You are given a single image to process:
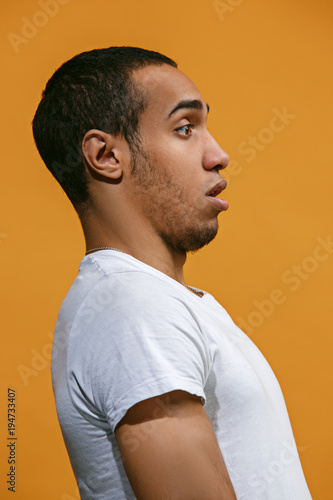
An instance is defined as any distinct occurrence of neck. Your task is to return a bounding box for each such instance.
[80,215,188,287]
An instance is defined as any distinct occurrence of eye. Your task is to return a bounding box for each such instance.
[176,124,194,136]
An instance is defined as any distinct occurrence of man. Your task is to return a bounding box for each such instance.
[33,47,312,499]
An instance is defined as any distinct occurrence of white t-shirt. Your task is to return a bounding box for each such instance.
[51,250,312,499]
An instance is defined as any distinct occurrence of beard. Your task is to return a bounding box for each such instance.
[129,148,218,253]
[158,218,218,254]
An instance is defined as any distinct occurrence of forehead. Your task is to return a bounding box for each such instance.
[132,64,206,118]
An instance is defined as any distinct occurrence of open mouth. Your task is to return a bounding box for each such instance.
[207,187,223,198]
[205,182,228,211]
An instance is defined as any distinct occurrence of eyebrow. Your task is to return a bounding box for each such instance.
[168,99,210,118]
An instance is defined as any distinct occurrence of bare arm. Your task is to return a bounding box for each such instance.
[115,390,237,500]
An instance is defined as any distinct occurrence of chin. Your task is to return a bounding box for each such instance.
[162,222,219,254]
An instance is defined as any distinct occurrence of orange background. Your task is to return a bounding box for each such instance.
[1,0,332,498]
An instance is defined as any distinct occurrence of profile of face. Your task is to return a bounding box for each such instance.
[127,64,230,254]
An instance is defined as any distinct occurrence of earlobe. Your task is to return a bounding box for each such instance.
[82,129,123,180]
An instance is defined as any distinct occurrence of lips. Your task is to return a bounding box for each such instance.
[205,179,229,211]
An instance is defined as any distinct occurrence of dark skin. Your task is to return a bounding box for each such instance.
[81,63,229,286]
[81,64,235,499]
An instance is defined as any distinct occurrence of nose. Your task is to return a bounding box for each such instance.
[202,132,230,171]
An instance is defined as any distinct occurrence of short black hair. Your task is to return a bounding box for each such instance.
[32,46,177,214]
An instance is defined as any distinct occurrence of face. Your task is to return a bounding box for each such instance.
[127,64,230,254]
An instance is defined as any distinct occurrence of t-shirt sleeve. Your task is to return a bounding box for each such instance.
[68,273,212,433]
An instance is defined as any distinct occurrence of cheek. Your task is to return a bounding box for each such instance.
[147,145,204,194]
[149,135,198,161]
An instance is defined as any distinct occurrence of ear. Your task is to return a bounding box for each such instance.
[82,129,125,180]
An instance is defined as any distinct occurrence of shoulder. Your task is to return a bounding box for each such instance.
[64,255,213,427]
[76,253,199,326]
[68,253,212,367]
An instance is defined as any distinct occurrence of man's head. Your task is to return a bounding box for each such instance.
[32,46,177,214]
[33,46,229,256]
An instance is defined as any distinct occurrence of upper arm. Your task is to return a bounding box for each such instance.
[115,390,237,500]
